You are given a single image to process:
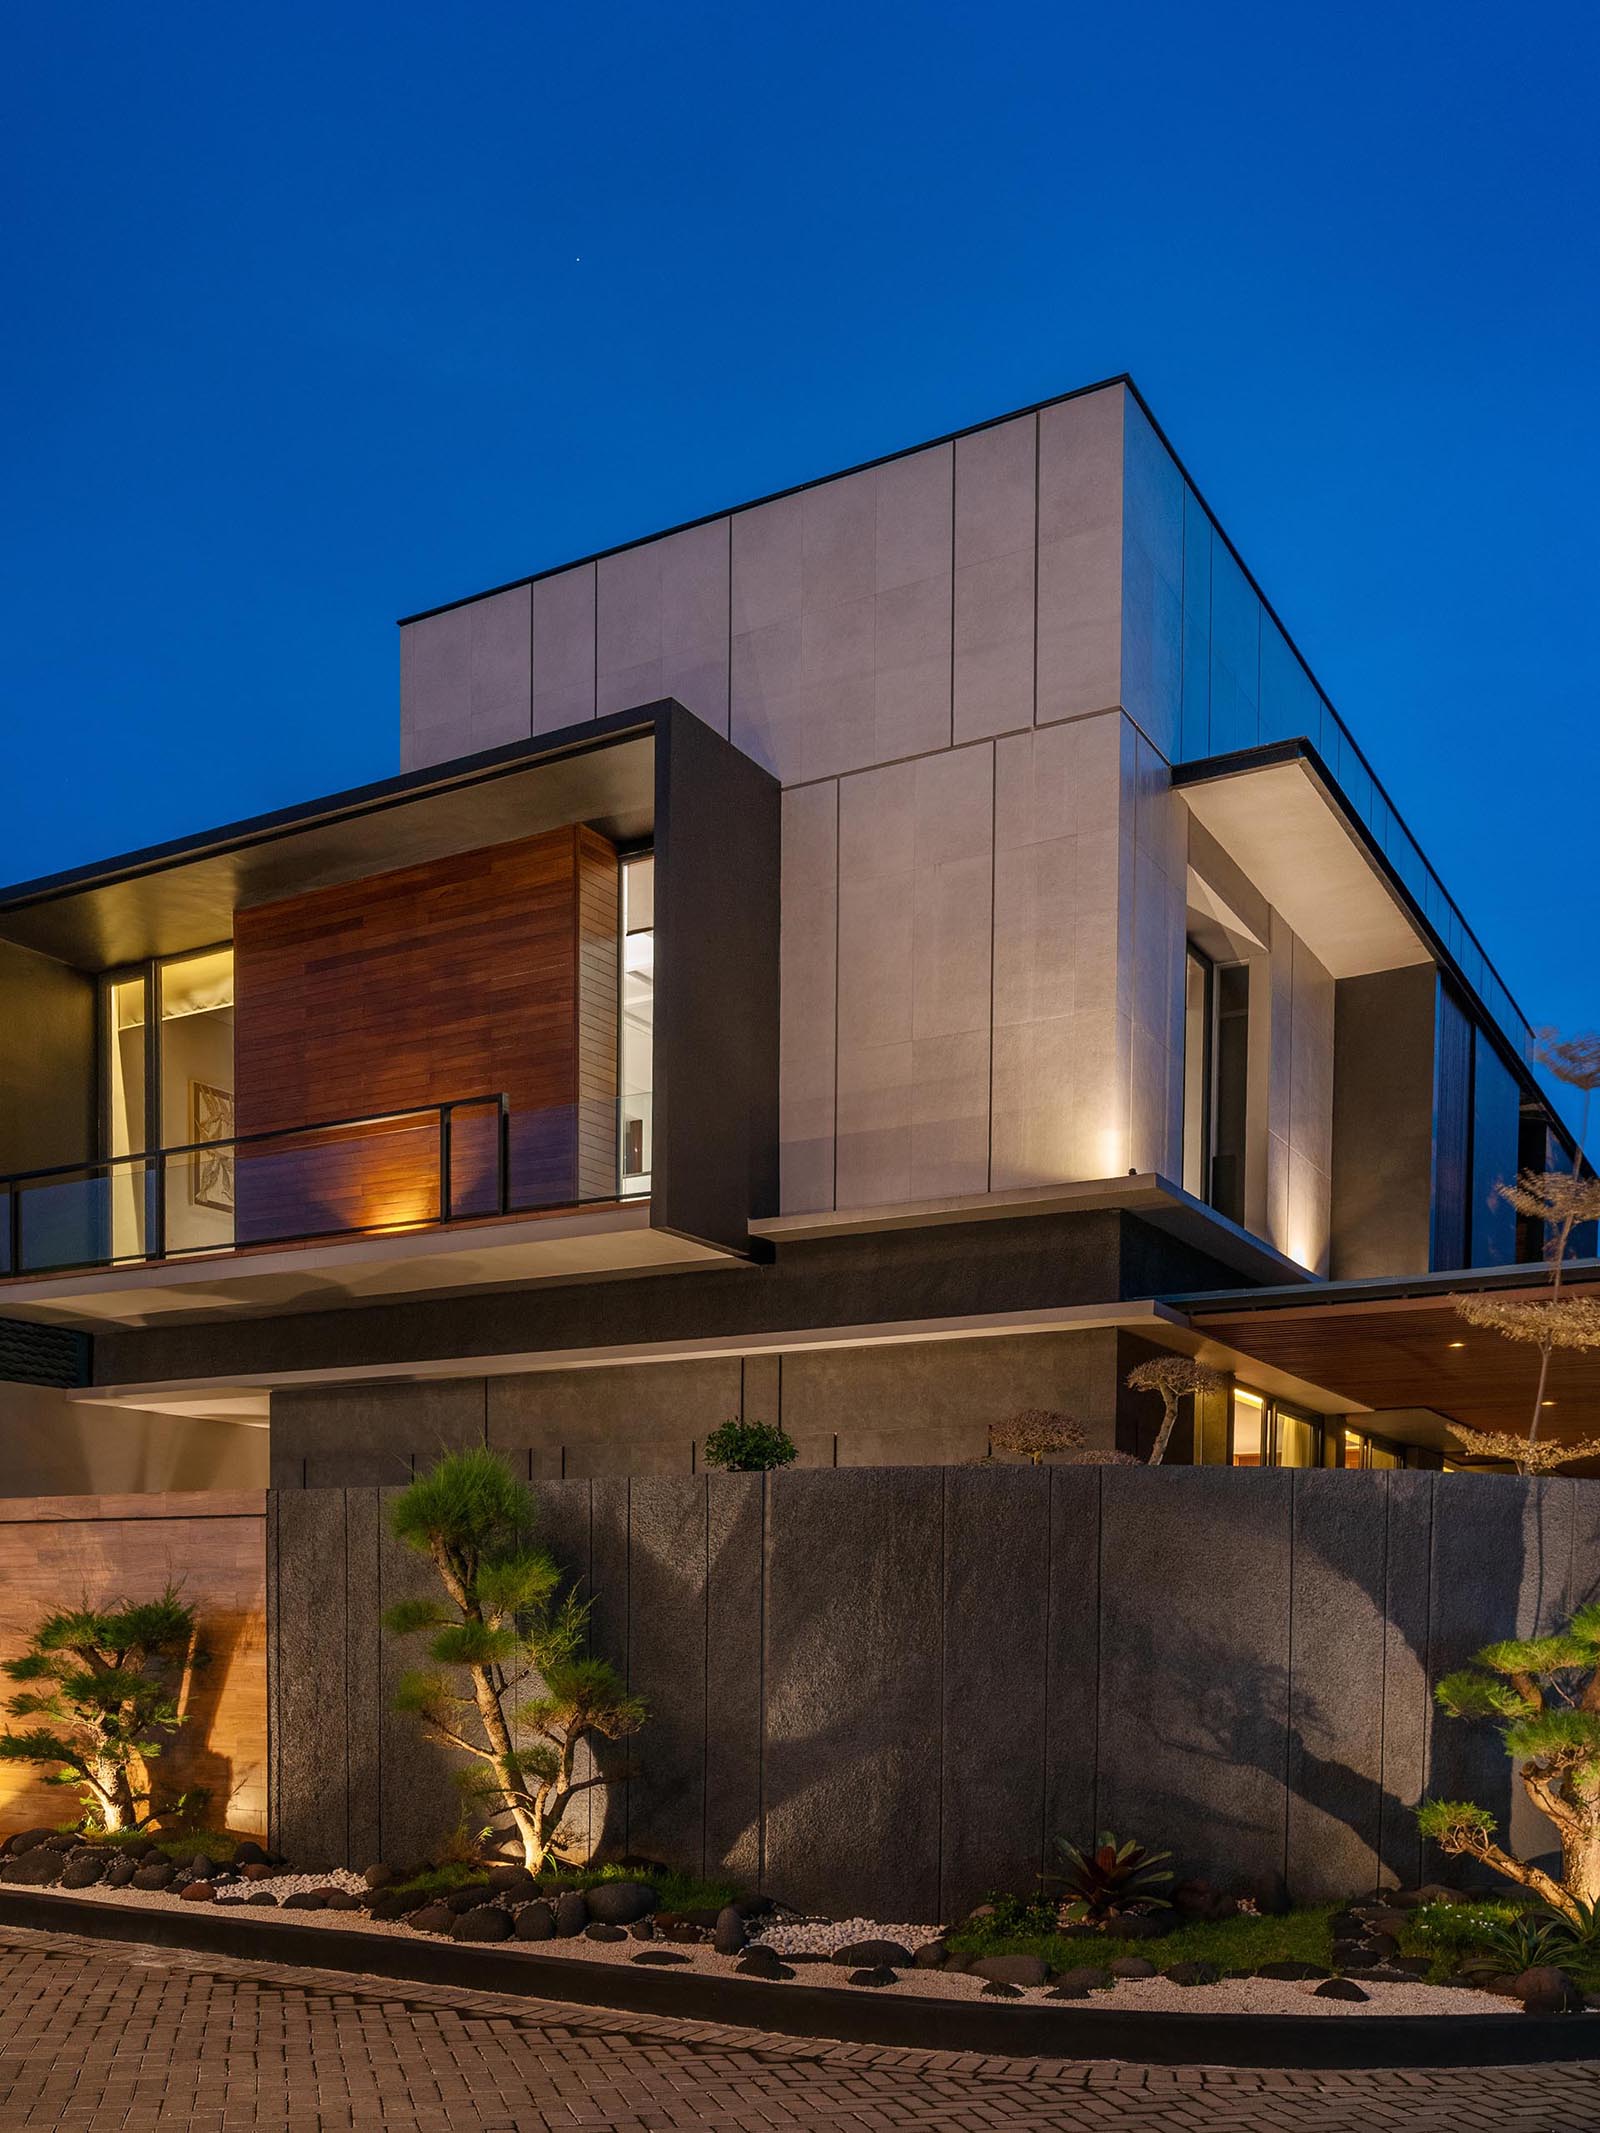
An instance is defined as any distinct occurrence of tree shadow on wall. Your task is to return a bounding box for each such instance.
[162,1611,257,1835]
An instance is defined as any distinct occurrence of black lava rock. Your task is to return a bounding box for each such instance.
[1314,1978,1369,2002]
[103,1856,138,1888]
[4,1829,56,1857]
[831,1939,913,1969]
[514,1901,555,1941]
[444,1884,493,1913]
[1162,1961,1221,1987]
[453,1905,514,1942]
[847,1966,898,1988]
[131,1861,175,1890]
[3,1850,65,1886]
[60,1853,108,1889]
[584,1922,627,1942]
[583,1879,658,1926]
[712,1906,747,1954]
[555,1890,589,1937]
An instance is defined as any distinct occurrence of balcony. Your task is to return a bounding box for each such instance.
[0,700,777,1329]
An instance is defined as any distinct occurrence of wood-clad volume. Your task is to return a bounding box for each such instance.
[232,827,619,1243]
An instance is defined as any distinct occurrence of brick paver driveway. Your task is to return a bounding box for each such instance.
[3,1924,1599,2132]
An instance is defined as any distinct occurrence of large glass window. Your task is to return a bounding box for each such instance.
[1182,947,1212,1199]
[97,946,234,1259]
[620,856,653,1198]
[1184,944,1249,1225]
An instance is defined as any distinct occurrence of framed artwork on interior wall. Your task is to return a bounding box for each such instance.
[189,1081,235,1211]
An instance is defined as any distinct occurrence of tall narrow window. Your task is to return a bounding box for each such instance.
[104,972,149,1259]
[1210,962,1250,1225]
[159,948,235,1252]
[1182,947,1213,1199]
[1231,1389,1266,1466]
[619,856,653,1198]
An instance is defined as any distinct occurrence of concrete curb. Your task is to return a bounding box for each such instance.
[1,1890,1595,2069]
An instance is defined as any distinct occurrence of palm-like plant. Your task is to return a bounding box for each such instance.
[0,1589,200,1832]
[385,1449,645,1874]
[1049,1831,1173,1923]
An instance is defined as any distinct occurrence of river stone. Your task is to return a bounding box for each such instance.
[712,1906,747,1954]
[444,1884,493,1913]
[131,1861,175,1890]
[453,1905,514,1942]
[847,1966,898,1988]
[103,1856,138,1887]
[234,1841,273,1868]
[632,1949,690,1965]
[913,1939,948,1968]
[584,1922,627,1942]
[1048,1965,1114,1996]
[1109,1956,1157,1979]
[281,1890,329,1909]
[514,1901,555,1941]
[324,1892,362,1911]
[60,1853,108,1889]
[408,1903,453,1933]
[242,1889,279,1905]
[554,1890,589,1937]
[970,1954,1047,1988]
[1314,1977,1369,2002]
[1163,1961,1221,1987]
[1515,1965,1583,2014]
[831,1939,913,1969]
[584,1880,658,1926]
[982,1980,1024,1998]
[3,1850,65,1886]
[1256,1961,1329,1981]
[736,1946,794,1980]
[363,1863,397,1889]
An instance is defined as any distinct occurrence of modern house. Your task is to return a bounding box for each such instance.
[1,374,1595,1494]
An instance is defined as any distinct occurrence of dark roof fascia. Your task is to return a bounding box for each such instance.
[1171,1258,1600,1317]
[0,705,668,920]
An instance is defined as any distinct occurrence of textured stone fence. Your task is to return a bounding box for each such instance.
[267,1466,1598,1919]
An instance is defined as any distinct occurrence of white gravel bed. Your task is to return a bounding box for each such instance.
[214,1869,367,1904]
[27,1880,1518,2018]
[752,1915,945,1954]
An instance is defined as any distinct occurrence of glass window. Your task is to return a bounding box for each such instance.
[1277,1408,1319,1469]
[105,973,149,1259]
[620,856,654,1198]
[159,948,235,1253]
[1181,947,1212,1199]
[1231,1390,1265,1466]
[1210,963,1250,1225]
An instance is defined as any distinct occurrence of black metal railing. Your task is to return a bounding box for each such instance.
[0,1094,527,1278]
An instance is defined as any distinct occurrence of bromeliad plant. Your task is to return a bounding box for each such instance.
[385,1449,645,1875]
[0,1589,201,1833]
[1049,1831,1174,1925]
[1420,1602,1600,1923]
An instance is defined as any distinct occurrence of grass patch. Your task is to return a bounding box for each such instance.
[386,1860,743,1913]
[73,1827,240,1866]
[388,1863,490,1902]
[946,1900,1339,1975]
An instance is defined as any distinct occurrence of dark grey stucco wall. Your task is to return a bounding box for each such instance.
[268,1466,1600,1918]
[1330,965,1437,1280]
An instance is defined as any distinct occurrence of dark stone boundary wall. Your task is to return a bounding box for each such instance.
[268,1467,1600,1918]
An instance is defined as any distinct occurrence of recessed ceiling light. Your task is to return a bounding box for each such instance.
[1447,1340,1465,1349]
[1542,1400,1556,1408]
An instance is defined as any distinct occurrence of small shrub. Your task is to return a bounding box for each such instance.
[1049,1832,1173,1924]
[702,1420,797,1472]
[0,1588,202,1833]
[988,1411,1085,1464]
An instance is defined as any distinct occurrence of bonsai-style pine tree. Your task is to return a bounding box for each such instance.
[385,1449,644,1874]
[0,1589,200,1833]
[1451,1030,1600,1474]
[1421,1602,1600,1921]
[989,1409,1086,1464]
[1124,1356,1224,1465]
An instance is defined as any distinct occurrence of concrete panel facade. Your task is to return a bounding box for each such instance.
[269,1467,1594,1913]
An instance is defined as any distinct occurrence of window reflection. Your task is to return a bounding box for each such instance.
[620,856,653,1198]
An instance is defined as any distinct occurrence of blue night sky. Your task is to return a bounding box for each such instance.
[4,3,1597,1049]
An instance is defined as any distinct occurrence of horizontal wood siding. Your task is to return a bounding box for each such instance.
[233,828,619,1242]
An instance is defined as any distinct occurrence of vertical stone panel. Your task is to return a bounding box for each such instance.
[704,1473,764,1882]
[1044,1466,1101,1854]
[762,1468,943,1916]
[587,1478,632,1855]
[271,1490,349,1868]
[954,414,1036,745]
[1379,1472,1434,1889]
[779,780,838,1214]
[1035,386,1123,725]
[1286,1472,1386,1900]
[1098,1466,1293,1900]
[343,1487,384,1869]
[941,1467,1049,1915]
[626,1478,709,1869]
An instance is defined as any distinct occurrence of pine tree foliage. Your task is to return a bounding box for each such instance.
[1124,1357,1224,1465]
[384,1449,645,1873]
[1421,1602,1600,1920]
[0,1589,201,1832]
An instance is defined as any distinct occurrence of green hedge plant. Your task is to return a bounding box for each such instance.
[702,1419,797,1471]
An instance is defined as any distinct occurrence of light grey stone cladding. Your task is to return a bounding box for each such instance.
[399,381,1343,1268]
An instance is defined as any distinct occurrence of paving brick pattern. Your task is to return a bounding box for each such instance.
[3,1925,1600,2132]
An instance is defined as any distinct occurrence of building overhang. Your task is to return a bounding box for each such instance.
[1181,1262,1600,1453]
[1175,743,1431,981]
[0,1201,745,1331]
